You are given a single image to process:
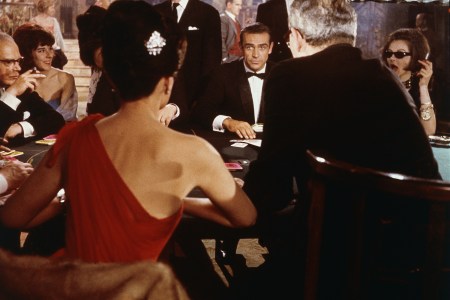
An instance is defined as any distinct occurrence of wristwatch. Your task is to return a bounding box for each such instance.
[420,104,434,121]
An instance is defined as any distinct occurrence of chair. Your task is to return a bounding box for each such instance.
[304,149,450,300]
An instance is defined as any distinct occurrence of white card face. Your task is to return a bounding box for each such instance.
[231,142,248,148]
[229,139,262,147]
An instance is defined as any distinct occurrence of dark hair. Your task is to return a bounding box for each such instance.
[13,23,55,71]
[101,0,185,101]
[240,22,272,45]
[76,5,107,67]
[382,28,430,73]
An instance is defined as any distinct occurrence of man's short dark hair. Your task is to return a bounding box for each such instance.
[239,22,272,45]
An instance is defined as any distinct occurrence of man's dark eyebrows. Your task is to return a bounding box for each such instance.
[243,43,269,47]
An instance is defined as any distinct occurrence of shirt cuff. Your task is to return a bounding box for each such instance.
[0,173,8,195]
[166,103,180,120]
[213,115,230,132]
[1,91,21,110]
[18,121,35,138]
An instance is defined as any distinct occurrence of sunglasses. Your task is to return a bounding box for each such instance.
[383,50,411,59]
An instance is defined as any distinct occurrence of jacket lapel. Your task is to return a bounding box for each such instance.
[238,65,255,123]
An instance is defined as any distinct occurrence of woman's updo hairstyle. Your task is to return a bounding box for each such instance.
[101,0,185,101]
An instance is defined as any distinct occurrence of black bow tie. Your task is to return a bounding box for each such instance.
[246,72,266,79]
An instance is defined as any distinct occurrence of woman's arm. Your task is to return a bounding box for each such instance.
[57,73,78,121]
[0,151,63,229]
[417,59,436,135]
[183,139,257,228]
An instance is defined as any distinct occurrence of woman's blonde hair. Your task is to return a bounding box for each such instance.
[36,0,55,13]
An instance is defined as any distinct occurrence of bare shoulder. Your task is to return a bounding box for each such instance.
[53,68,75,84]
[165,130,221,165]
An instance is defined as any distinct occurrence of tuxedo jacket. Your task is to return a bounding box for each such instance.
[0,91,65,146]
[155,0,221,112]
[244,44,440,213]
[191,59,275,129]
[220,12,240,63]
[256,0,292,62]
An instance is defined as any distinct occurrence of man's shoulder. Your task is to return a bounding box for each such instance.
[220,59,243,73]
[154,0,169,7]
[220,12,232,21]
[189,0,217,11]
[258,0,283,9]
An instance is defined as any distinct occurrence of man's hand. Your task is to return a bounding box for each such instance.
[223,118,256,139]
[0,138,11,154]
[4,123,23,141]
[1,160,33,190]
[158,104,177,127]
[5,69,46,97]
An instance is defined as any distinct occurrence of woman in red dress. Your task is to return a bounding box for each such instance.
[0,0,257,264]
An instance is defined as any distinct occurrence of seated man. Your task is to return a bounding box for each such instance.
[191,22,275,139]
[0,32,65,147]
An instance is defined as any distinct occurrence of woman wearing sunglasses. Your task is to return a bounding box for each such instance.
[382,28,436,135]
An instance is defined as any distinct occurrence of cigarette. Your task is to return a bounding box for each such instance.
[425,53,429,60]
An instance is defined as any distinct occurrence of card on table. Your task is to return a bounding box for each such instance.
[0,150,24,157]
[35,139,56,145]
[224,162,243,171]
[231,142,248,148]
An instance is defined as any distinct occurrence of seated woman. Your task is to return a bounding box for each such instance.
[13,23,78,122]
[382,28,436,135]
[0,0,257,263]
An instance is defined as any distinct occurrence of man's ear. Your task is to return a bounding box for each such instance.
[268,42,274,54]
[289,28,305,57]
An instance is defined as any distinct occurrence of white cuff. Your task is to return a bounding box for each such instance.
[0,173,8,195]
[18,121,35,138]
[213,115,230,132]
[166,103,180,120]
[1,91,21,110]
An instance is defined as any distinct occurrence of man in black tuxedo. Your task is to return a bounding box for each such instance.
[0,33,65,147]
[191,22,275,140]
[244,0,440,296]
[256,0,293,62]
[191,23,274,263]
[155,0,221,126]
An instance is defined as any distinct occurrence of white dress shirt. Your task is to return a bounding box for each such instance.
[212,62,267,132]
[172,0,189,22]
[0,89,35,138]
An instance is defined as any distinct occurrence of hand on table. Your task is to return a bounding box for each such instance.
[1,160,33,190]
[223,118,256,139]
[0,138,11,155]
[3,123,23,141]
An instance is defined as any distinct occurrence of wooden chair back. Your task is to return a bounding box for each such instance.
[305,149,450,300]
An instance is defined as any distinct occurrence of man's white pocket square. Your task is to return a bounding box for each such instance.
[188,26,199,30]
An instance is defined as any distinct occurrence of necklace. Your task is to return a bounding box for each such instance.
[402,77,412,89]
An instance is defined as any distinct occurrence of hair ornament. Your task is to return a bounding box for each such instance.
[146,31,166,56]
